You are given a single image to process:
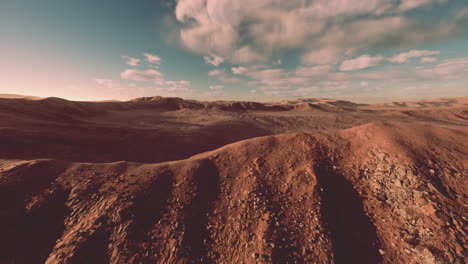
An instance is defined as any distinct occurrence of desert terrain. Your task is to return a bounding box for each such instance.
[0,96,467,263]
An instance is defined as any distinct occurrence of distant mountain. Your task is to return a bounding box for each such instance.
[0,93,41,100]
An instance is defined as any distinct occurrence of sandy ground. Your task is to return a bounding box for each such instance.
[0,96,467,263]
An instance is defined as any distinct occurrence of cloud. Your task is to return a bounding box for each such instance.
[339,55,384,71]
[204,55,224,66]
[389,50,440,63]
[174,0,461,65]
[163,80,191,87]
[205,85,225,96]
[247,69,285,81]
[121,56,140,66]
[151,86,193,97]
[94,79,119,89]
[301,48,343,66]
[398,0,442,11]
[295,65,332,77]
[420,57,437,63]
[209,85,224,90]
[143,53,162,64]
[330,70,403,81]
[120,69,164,82]
[231,66,248,75]
[208,69,225,77]
[360,81,369,87]
[208,69,242,83]
[417,57,468,79]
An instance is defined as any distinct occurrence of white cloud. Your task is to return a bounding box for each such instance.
[339,55,384,71]
[329,70,404,82]
[232,66,248,75]
[250,89,257,94]
[417,57,468,79]
[247,69,285,81]
[121,56,140,66]
[205,85,225,96]
[420,57,437,63]
[389,50,440,63]
[360,81,369,87]
[302,48,343,66]
[208,69,242,83]
[320,81,348,90]
[143,53,162,64]
[174,0,458,65]
[209,85,224,90]
[151,86,193,97]
[399,0,435,11]
[204,55,224,66]
[163,80,191,87]
[120,69,164,82]
[295,65,332,77]
[94,79,119,89]
[208,69,225,77]
[231,46,266,63]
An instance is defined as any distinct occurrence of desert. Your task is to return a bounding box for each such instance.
[0,95,467,263]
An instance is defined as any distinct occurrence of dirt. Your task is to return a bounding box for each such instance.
[0,96,467,263]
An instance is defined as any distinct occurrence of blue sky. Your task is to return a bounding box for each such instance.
[1,0,467,101]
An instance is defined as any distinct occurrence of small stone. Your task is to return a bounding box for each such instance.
[379,249,385,255]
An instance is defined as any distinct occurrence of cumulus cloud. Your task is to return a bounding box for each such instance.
[151,86,193,97]
[420,57,437,63]
[208,69,242,83]
[94,79,119,89]
[208,69,225,77]
[247,69,285,82]
[295,65,332,77]
[204,85,225,96]
[389,50,440,63]
[231,66,248,75]
[120,69,164,82]
[173,0,461,66]
[163,80,191,87]
[339,55,384,71]
[417,57,468,79]
[301,48,343,66]
[121,56,140,66]
[204,55,224,66]
[165,2,467,98]
[398,0,442,11]
[144,53,162,64]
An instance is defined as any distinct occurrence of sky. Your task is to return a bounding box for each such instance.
[1,0,468,102]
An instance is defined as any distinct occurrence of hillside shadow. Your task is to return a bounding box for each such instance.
[314,162,382,264]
